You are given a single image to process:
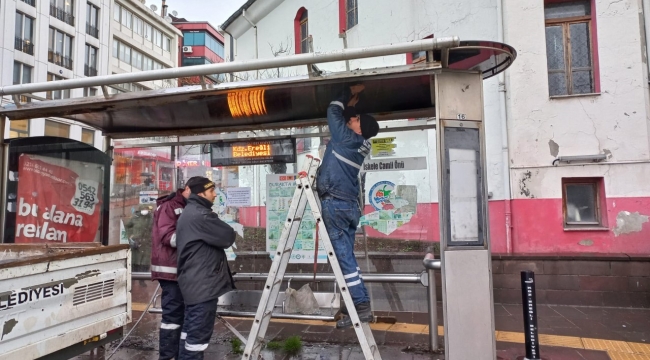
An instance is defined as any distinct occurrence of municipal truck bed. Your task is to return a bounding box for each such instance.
[0,244,131,360]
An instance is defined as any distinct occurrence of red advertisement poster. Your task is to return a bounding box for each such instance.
[15,154,103,243]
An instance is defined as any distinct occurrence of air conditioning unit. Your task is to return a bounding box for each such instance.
[182,46,193,53]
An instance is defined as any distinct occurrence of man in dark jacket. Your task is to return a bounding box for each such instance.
[317,84,379,329]
[176,177,236,360]
[151,177,202,360]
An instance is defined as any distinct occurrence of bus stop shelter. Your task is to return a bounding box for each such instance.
[0,37,516,360]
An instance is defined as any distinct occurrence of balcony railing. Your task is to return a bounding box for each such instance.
[48,50,73,70]
[21,0,36,7]
[84,64,98,77]
[86,23,99,38]
[15,37,34,55]
[50,5,74,26]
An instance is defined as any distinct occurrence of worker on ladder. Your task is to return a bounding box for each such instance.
[316,84,379,329]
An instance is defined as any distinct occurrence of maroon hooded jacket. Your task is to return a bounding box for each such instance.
[151,189,186,281]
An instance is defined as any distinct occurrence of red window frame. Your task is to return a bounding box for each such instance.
[294,7,308,54]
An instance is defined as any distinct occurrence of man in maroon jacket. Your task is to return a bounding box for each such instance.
[151,176,202,360]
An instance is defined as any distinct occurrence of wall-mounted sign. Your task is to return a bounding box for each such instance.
[371,137,396,157]
[361,156,427,173]
[210,139,296,167]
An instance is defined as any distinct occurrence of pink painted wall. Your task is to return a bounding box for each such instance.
[510,197,650,254]
[233,198,650,254]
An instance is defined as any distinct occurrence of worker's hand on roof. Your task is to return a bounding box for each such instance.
[348,94,360,107]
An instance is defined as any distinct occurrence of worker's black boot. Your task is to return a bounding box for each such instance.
[159,327,182,359]
[336,302,373,329]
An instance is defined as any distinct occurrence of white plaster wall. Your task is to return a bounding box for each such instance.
[504,0,650,199]
[225,0,508,201]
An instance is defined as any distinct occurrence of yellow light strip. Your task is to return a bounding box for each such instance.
[228,89,267,118]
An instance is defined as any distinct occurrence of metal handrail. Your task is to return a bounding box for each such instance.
[14,37,34,55]
[48,50,73,70]
[84,65,98,77]
[0,36,460,96]
[50,5,75,26]
[86,23,99,38]
[132,271,424,284]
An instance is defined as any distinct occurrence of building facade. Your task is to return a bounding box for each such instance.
[110,0,181,93]
[0,0,112,147]
[220,0,650,255]
[172,18,226,85]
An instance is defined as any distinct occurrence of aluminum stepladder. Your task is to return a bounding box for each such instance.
[242,155,382,360]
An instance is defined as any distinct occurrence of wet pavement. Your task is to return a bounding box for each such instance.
[70,304,650,360]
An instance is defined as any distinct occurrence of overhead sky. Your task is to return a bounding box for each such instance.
[164,0,248,28]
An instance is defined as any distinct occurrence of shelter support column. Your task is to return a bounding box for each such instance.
[435,71,496,359]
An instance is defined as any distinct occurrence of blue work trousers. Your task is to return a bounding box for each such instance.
[320,197,370,305]
[178,299,218,360]
[158,280,185,360]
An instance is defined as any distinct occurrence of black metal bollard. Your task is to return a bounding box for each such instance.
[521,271,541,360]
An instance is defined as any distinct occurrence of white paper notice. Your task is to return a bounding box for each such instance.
[71,178,100,215]
[226,187,251,207]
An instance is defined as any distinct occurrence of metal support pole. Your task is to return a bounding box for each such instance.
[423,254,441,352]
[0,37,460,96]
[521,271,541,360]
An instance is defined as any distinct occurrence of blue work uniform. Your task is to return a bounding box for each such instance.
[316,89,371,305]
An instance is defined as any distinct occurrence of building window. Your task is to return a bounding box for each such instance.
[9,120,29,138]
[81,128,95,145]
[134,16,143,36]
[113,3,120,21]
[346,0,358,30]
[113,39,165,70]
[83,87,97,97]
[21,0,36,7]
[153,29,165,48]
[339,0,358,32]
[294,8,308,54]
[144,22,152,40]
[44,120,70,137]
[121,8,132,29]
[85,44,98,76]
[132,50,143,69]
[143,57,153,70]
[50,0,75,25]
[48,27,74,70]
[86,3,100,38]
[15,12,35,55]
[562,178,604,228]
[163,36,171,51]
[545,0,598,96]
[47,73,71,99]
[13,62,33,85]
[183,31,224,58]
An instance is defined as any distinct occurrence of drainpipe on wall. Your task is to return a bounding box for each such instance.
[242,9,259,80]
[218,26,237,82]
[497,0,514,253]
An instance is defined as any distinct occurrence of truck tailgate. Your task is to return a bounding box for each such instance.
[0,245,131,359]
